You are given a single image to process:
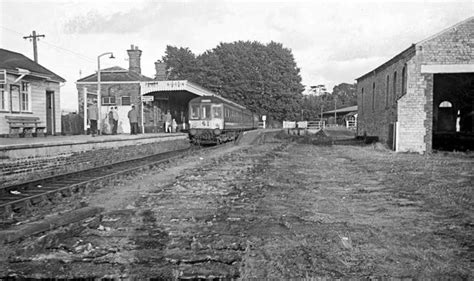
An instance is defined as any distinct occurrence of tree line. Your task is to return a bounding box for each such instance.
[161,41,356,123]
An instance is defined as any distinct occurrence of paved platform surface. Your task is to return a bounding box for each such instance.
[0,133,187,150]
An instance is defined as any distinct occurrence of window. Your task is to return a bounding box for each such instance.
[393,71,397,102]
[190,105,200,119]
[121,96,131,106]
[372,82,375,111]
[386,75,390,107]
[0,83,6,110]
[361,88,364,112]
[202,105,211,119]
[102,96,116,105]
[402,66,406,95]
[213,106,222,118]
[20,82,30,111]
[439,101,453,108]
[10,85,20,112]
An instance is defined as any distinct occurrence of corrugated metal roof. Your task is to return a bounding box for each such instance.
[0,48,66,82]
[77,66,153,83]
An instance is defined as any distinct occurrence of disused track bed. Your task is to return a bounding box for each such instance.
[0,146,216,215]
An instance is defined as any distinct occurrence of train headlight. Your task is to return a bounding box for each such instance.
[213,128,221,135]
[189,129,197,136]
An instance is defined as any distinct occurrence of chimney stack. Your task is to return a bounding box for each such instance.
[154,60,167,80]
[127,44,142,74]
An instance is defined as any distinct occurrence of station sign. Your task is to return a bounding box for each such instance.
[141,96,154,102]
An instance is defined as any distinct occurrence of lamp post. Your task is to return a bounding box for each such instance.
[97,52,115,135]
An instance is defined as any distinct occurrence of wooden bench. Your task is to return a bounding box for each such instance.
[5,116,46,138]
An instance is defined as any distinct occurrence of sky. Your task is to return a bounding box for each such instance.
[1,0,473,112]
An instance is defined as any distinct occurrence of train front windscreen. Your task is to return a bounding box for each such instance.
[190,103,223,121]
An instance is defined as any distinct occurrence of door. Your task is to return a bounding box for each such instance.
[46,91,55,135]
[387,123,396,150]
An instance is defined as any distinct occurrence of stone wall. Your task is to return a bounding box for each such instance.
[419,18,474,65]
[397,17,474,153]
[357,17,474,153]
[396,53,430,153]
[356,47,415,147]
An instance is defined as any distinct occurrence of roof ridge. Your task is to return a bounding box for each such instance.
[0,48,66,82]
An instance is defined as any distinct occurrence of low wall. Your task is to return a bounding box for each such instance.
[0,136,190,188]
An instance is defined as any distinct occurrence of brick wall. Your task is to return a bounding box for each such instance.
[77,83,141,115]
[0,137,190,188]
[76,83,143,134]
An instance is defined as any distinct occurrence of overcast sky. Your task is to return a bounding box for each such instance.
[1,0,473,111]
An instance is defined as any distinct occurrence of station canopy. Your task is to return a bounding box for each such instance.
[141,80,215,97]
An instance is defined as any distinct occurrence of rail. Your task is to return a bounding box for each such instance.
[0,145,221,216]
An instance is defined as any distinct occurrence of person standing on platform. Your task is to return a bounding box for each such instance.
[164,110,172,133]
[107,107,114,135]
[172,118,177,133]
[88,101,98,137]
[128,104,139,135]
[112,106,119,135]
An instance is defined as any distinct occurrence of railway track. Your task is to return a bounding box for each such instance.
[0,146,215,216]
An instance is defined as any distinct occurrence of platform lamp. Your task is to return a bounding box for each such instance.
[97,52,115,135]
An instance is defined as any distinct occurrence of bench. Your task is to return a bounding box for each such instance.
[5,116,46,138]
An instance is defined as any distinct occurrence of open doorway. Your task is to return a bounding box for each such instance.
[432,73,474,151]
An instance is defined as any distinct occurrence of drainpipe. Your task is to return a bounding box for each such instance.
[83,87,88,135]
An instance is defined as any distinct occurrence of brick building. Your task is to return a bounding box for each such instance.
[0,48,65,136]
[77,46,217,134]
[356,17,474,153]
[76,45,153,134]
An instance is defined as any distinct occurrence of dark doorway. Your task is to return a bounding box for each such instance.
[142,90,196,133]
[432,73,474,151]
[387,123,396,150]
[46,91,55,135]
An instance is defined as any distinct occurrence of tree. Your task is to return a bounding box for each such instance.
[162,46,198,81]
[331,82,357,108]
[299,83,356,121]
[161,41,305,121]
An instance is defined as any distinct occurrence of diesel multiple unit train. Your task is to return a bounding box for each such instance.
[187,95,259,144]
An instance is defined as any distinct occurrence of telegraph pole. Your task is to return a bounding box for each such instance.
[23,30,45,63]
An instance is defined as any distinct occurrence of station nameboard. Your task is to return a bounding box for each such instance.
[141,96,154,102]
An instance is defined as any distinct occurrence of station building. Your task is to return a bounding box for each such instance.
[77,45,216,134]
[356,16,474,153]
[0,48,65,137]
[76,45,153,134]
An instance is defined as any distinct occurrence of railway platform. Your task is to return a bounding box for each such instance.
[0,133,186,152]
[1,133,190,188]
